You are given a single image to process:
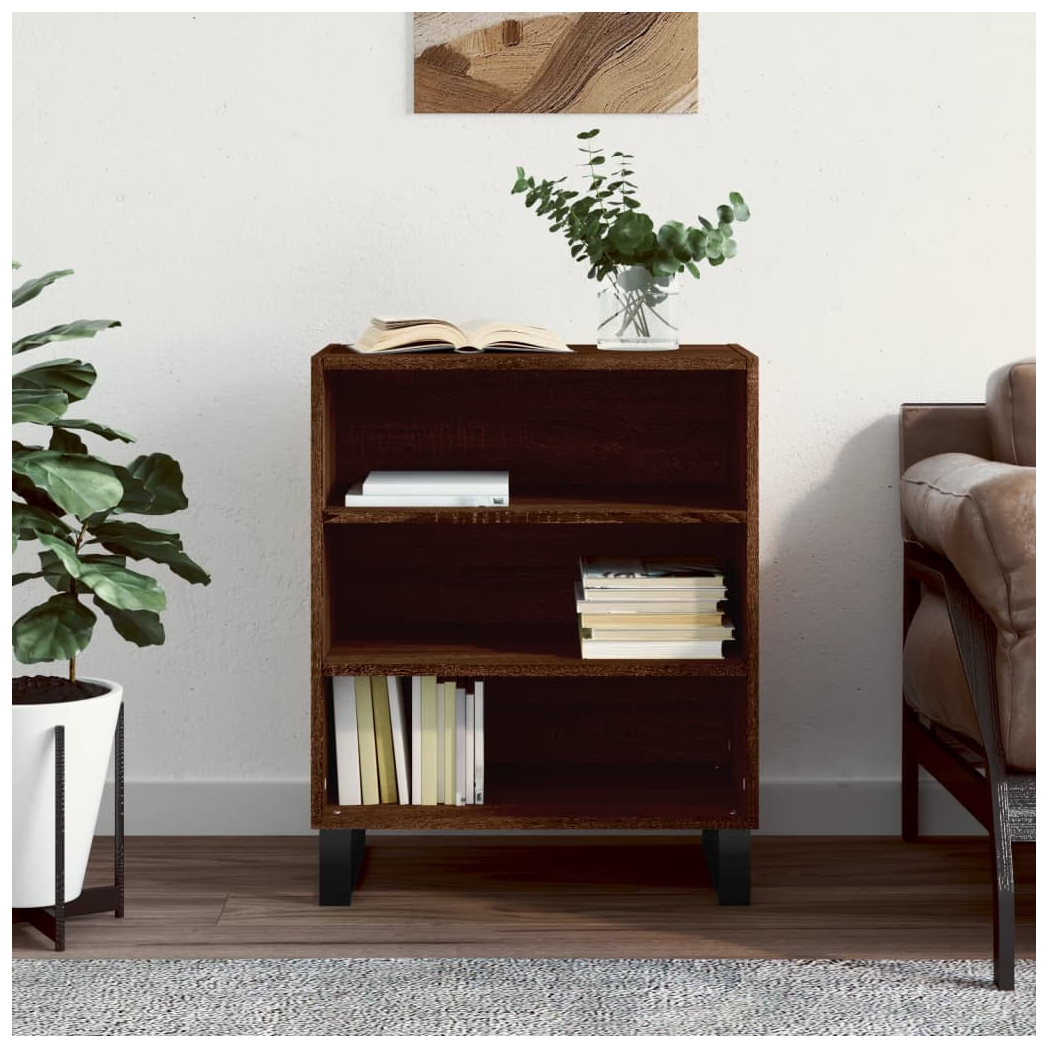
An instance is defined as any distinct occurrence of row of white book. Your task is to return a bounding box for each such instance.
[332,676,484,806]
[577,556,734,659]
[344,470,510,508]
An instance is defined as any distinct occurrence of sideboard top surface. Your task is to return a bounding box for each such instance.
[316,344,754,371]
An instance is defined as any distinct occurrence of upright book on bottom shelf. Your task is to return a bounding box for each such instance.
[332,675,486,806]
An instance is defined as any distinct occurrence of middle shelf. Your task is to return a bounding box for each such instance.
[322,485,746,526]
[324,625,746,677]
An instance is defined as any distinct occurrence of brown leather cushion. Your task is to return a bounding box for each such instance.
[987,358,1035,466]
[901,452,1036,771]
[904,594,1035,771]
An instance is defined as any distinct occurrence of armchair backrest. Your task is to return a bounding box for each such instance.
[986,358,1036,466]
[898,358,1035,540]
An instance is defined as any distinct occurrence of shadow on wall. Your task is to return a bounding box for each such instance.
[760,413,963,833]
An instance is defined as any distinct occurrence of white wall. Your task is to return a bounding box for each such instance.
[12,13,1034,833]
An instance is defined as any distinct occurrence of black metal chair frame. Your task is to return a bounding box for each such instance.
[902,541,1035,991]
[11,703,125,950]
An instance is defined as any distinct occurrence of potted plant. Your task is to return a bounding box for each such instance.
[512,129,750,350]
[12,264,209,909]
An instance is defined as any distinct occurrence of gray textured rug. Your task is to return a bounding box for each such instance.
[12,958,1034,1036]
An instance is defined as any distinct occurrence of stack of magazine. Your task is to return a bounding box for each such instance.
[344,471,509,507]
[331,676,484,806]
[576,557,733,659]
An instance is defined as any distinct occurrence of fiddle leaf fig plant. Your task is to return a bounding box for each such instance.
[12,263,210,681]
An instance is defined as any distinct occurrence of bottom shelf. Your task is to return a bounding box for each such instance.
[319,762,747,830]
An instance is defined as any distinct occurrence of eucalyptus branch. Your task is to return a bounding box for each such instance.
[512,129,750,285]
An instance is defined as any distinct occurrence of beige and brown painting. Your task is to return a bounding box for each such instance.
[413,12,698,114]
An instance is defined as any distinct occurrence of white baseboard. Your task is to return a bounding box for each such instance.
[94,776,987,836]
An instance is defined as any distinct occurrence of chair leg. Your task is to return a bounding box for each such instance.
[901,702,919,842]
[988,784,1016,991]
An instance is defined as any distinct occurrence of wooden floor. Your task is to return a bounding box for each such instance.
[12,835,1035,960]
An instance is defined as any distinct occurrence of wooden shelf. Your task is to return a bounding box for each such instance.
[318,343,751,372]
[323,486,746,525]
[318,763,743,830]
[324,626,747,678]
[311,343,760,857]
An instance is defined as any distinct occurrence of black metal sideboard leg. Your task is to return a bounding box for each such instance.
[702,829,751,906]
[318,829,367,906]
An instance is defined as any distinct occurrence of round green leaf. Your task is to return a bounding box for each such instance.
[12,450,123,518]
[92,597,165,647]
[12,593,96,664]
[76,559,167,612]
[609,212,654,255]
[120,453,189,515]
[728,192,751,221]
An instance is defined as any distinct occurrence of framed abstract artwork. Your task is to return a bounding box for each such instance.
[413,12,698,114]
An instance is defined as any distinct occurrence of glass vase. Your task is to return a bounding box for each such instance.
[597,266,681,350]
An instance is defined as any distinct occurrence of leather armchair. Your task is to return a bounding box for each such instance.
[899,359,1035,991]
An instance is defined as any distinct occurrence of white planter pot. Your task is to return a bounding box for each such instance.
[12,678,123,909]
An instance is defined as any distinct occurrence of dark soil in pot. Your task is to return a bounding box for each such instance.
[12,676,109,706]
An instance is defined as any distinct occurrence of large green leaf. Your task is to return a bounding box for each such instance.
[12,319,121,355]
[37,533,83,577]
[12,593,95,664]
[88,520,211,585]
[12,502,71,548]
[51,418,135,444]
[12,449,124,518]
[13,358,97,402]
[12,467,64,517]
[38,549,73,592]
[75,559,167,612]
[13,388,69,424]
[49,427,88,454]
[12,269,73,309]
[93,597,165,647]
[114,453,189,515]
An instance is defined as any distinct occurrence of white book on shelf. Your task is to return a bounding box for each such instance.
[443,681,456,806]
[455,686,467,806]
[465,688,475,805]
[474,681,484,805]
[354,676,380,806]
[331,677,362,806]
[362,470,509,496]
[436,680,445,804]
[411,675,422,804]
[387,675,410,806]
[580,638,726,659]
[420,676,439,805]
[344,484,507,508]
